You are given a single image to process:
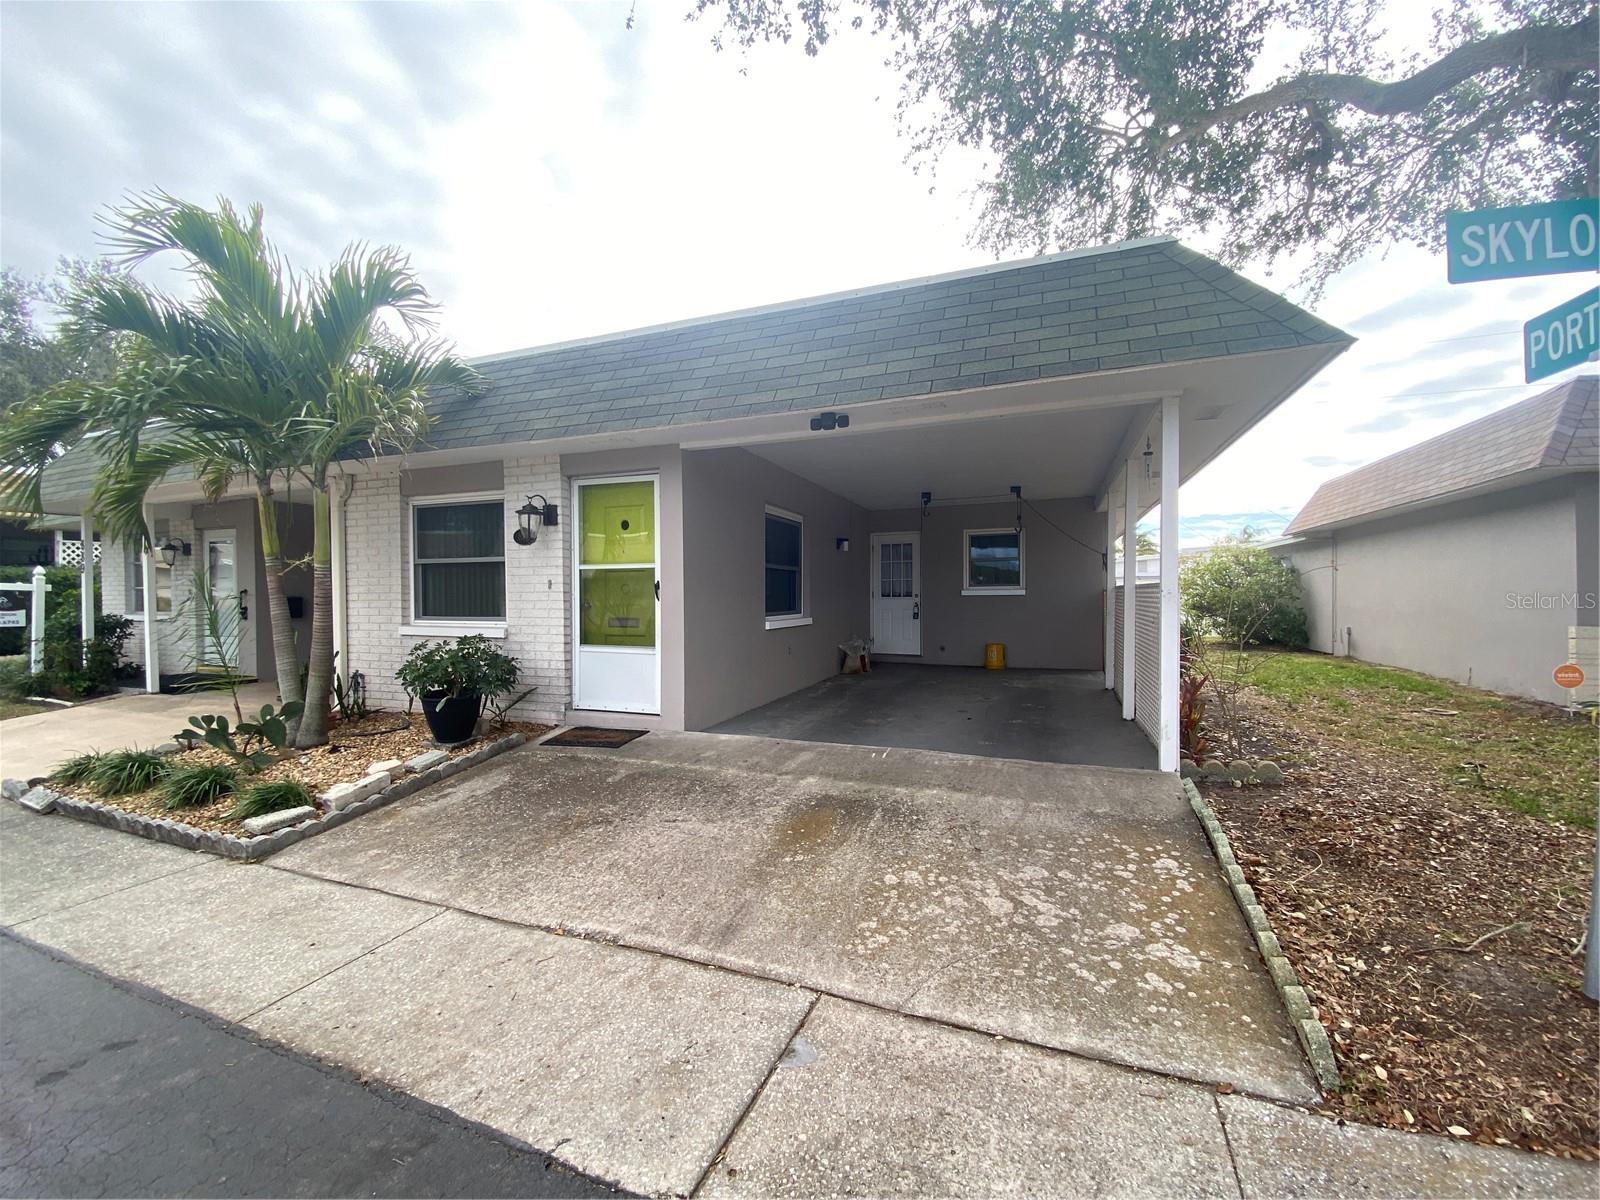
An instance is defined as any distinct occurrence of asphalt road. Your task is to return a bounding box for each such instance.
[0,933,622,1199]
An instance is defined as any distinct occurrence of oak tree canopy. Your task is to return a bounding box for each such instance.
[694,0,1598,290]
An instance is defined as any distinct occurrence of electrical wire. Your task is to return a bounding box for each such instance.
[1020,497,1104,560]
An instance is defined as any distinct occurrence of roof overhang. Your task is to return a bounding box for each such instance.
[1284,464,1588,537]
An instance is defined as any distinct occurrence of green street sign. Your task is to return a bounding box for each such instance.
[1524,287,1600,382]
[1446,198,1600,283]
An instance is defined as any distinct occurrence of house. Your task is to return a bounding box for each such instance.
[40,239,1350,770]
[1274,375,1598,704]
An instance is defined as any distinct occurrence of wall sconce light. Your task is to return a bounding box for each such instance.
[514,494,559,546]
[836,537,850,552]
[158,539,190,568]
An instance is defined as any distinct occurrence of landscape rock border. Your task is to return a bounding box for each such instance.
[1184,776,1342,1093]
[5,732,528,862]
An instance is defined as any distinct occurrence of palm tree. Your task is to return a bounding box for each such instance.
[0,194,484,744]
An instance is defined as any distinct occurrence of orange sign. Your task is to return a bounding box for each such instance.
[1553,663,1586,689]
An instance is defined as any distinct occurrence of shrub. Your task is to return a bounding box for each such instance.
[395,635,520,702]
[54,751,105,785]
[26,613,135,699]
[226,778,314,821]
[1180,533,1308,649]
[90,749,171,796]
[161,763,239,810]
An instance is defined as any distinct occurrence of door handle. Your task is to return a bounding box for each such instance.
[654,580,661,601]
[912,601,920,620]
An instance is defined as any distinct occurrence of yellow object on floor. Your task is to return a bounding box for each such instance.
[984,642,1006,670]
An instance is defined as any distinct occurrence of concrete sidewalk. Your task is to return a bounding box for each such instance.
[2,793,1593,1198]
[0,681,281,781]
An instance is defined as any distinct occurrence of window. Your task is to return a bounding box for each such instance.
[764,507,806,626]
[411,498,506,622]
[963,528,1024,595]
[127,523,173,616]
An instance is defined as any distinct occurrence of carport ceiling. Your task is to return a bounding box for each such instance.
[746,403,1138,510]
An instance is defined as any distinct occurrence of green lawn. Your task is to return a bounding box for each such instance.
[1242,651,1597,829]
[0,656,48,721]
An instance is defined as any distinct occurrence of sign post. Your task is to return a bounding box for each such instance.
[0,566,50,673]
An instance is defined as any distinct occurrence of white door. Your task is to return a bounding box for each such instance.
[200,529,239,670]
[870,532,921,655]
[573,475,660,713]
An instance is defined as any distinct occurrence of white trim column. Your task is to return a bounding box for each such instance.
[1103,498,1116,689]
[141,504,159,694]
[1158,396,1181,772]
[331,477,348,688]
[79,515,95,666]
[1121,458,1137,720]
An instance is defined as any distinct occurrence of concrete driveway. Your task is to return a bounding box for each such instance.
[274,731,1312,1102]
[0,681,281,781]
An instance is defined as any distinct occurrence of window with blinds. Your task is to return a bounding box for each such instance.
[412,499,506,621]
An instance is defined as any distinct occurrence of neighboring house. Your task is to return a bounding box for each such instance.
[40,238,1350,769]
[1274,375,1598,705]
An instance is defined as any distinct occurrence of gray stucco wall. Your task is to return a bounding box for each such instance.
[681,447,869,731]
[1302,476,1587,703]
[865,497,1106,670]
[1272,538,1337,655]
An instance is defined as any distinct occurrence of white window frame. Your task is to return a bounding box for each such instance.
[404,491,508,635]
[126,526,174,621]
[764,504,811,629]
[962,527,1026,596]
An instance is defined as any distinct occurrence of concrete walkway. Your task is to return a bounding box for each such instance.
[0,681,280,781]
[1,750,1593,1198]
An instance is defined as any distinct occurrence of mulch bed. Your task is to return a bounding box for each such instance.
[1200,696,1598,1160]
[52,711,551,835]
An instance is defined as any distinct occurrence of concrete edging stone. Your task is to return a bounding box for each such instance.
[3,731,528,863]
[1183,776,1342,1093]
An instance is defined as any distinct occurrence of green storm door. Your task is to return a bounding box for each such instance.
[574,476,659,713]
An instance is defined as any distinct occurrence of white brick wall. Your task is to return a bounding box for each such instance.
[343,455,570,723]
[102,510,198,671]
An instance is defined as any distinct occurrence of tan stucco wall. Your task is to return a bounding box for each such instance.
[680,447,870,731]
[865,497,1106,671]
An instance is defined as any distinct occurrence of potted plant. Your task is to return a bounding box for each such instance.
[396,636,521,746]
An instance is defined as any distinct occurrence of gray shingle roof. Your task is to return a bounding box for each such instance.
[422,238,1348,451]
[40,238,1348,506]
[1284,374,1598,536]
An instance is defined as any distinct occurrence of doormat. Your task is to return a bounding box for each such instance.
[542,727,647,749]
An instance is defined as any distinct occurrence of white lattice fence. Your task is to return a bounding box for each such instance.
[53,535,102,567]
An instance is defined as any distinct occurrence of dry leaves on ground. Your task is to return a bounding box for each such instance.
[54,711,551,834]
[1202,694,1598,1160]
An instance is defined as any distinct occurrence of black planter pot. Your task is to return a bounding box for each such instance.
[420,691,482,746]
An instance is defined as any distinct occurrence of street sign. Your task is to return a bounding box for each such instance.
[1445,198,1600,283]
[0,610,24,628]
[1523,287,1600,382]
[1555,663,1587,690]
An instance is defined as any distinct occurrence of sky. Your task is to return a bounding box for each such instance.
[1,0,1593,545]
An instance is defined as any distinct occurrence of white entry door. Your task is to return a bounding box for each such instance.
[200,529,239,669]
[870,531,921,655]
[573,475,660,713]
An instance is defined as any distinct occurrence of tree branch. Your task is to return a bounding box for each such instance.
[1155,14,1598,150]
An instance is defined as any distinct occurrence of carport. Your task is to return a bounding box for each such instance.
[710,663,1156,768]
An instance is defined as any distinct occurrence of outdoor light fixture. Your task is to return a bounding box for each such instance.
[809,411,851,432]
[514,494,558,546]
[836,537,850,552]
[158,539,183,568]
